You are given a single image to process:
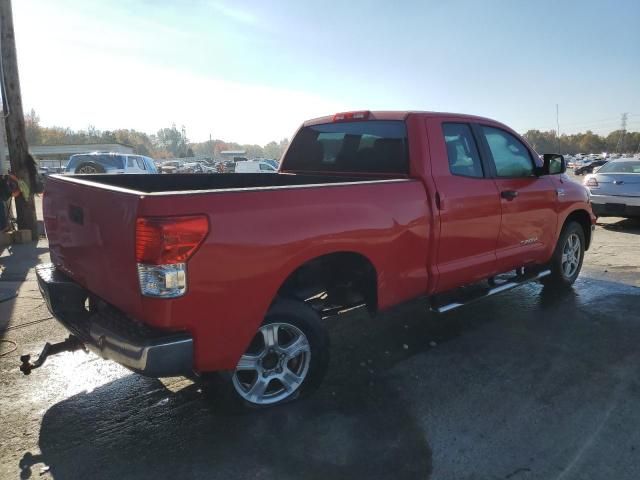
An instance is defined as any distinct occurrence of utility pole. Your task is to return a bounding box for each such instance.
[0,0,37,239]
[615,112,628,153]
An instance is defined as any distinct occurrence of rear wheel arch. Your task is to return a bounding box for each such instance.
[275,251,379,316]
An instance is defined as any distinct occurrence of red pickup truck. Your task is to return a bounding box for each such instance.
[27,111,595,407]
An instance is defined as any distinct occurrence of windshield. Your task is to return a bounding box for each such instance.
[66,154,125,171]
[597,160,640,174]
[283,120,409,174]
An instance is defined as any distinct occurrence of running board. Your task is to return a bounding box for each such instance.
[431,269,551,314]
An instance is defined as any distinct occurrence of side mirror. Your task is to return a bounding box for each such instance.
[538,154,566,175]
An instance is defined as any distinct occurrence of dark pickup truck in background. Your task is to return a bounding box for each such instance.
[27,111,595,407]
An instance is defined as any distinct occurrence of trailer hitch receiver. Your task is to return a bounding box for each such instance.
[19,335,86,375]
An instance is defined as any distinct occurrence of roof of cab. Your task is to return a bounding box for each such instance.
[302,111,505,127]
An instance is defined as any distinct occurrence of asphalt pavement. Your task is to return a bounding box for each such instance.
[1,203,639,479]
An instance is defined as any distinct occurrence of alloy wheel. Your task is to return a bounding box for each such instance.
[232,322,311,405]
[561,233,581,278]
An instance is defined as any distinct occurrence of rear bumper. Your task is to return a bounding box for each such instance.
[36,264,193,377]
[590,194,640,217]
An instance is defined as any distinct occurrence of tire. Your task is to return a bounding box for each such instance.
[202,298,329,409]
[75,162,105,174]
[542,221,585,287]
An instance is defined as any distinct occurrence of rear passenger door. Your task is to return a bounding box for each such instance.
[475,125,557,271]
[426,118,502,291]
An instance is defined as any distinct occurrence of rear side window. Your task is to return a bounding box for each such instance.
[442,123,484,178]
[283,120,409,174]
[481,126,534,177]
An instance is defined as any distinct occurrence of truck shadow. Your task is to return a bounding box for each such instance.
[28,355,433,479]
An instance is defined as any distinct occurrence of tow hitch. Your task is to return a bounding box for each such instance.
[19,335,86,375]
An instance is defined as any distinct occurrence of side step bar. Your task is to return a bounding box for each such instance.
[431,269,551,314]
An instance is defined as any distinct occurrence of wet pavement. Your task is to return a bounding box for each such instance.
[1,217,639,480]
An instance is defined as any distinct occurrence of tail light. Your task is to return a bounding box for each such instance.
[333,111,370,122]
[135,215,209,298]
[585,177,598,187]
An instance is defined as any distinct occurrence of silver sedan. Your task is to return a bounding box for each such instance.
[583,159,640,218]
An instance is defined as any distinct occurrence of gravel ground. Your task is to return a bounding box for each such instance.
[0,194,639,480]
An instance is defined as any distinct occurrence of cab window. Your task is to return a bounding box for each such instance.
[442,123,484,178]
[481,126,534,177]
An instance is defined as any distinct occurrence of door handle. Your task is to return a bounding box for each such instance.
[500,190,518,200]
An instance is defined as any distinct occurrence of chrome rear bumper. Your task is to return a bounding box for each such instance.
[36,264,193,377]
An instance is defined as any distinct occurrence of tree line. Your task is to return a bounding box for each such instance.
[24,109,290,160]
[523,129,640,155]
[24,108,638,160]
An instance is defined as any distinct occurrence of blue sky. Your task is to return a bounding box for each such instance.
[14,0,640,144]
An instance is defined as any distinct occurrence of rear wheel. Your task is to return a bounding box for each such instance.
[205,299,329,409]
[542,221,585,287]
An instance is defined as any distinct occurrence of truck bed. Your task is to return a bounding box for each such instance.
[43,172,430,372]
[53,172,397,194]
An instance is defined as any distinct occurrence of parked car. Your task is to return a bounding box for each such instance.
[65,153,158,174]
[584,158,640,218]
[159,160,182,173]
[30,110,595,408]
[215,160,235,173]
[252,158,279,170]
[180,162,206,173]
[574,159,607,175]
[262,159,279,169]
[235,160,277,173]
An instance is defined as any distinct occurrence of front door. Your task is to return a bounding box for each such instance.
[427,119,502,292]
[476,125,557,272]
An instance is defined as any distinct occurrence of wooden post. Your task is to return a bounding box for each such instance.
[0,0,37,240]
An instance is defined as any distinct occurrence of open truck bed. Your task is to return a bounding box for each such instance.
[57,172,397,194]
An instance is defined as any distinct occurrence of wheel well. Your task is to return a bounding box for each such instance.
[565,210,593,250]
[277,252,378,316]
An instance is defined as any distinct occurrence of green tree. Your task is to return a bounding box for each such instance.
[523,130,557,154]
[24,108,41,144]
[156,124,188,157]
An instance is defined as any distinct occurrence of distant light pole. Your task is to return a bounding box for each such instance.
[556,104,560,151]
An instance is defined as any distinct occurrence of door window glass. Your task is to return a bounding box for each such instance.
[481,126,534,177]
[442,123,484,178]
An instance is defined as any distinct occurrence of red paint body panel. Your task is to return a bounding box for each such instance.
[46,177,430,371]
[43,111,595,374]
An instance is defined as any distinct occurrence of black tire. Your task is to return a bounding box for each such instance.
[542,221,585,288]
[75,162,105,174]
[201,298,329,409]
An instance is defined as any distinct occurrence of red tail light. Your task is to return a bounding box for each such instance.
[333,111,370,122]
[585,177,599,187]
[136,215,209,265]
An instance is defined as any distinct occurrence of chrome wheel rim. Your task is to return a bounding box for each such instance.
[561,233,581,278]
[232,322,311,405]
[77,165,98,174]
